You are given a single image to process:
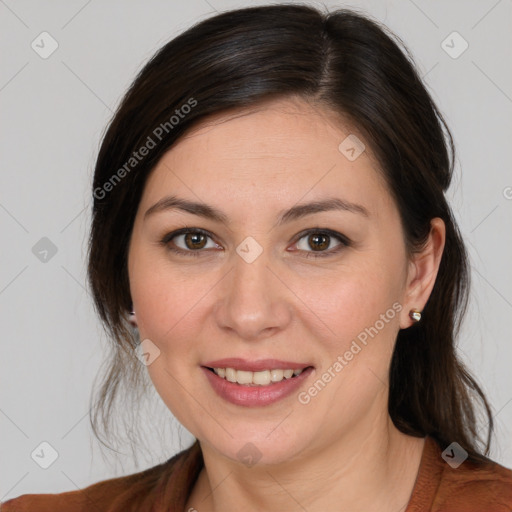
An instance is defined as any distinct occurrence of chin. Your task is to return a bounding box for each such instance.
[198,423,317,467]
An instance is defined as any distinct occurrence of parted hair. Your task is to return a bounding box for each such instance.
[87,3,493,462]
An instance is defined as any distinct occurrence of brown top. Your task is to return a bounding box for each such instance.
[2,437,512,511]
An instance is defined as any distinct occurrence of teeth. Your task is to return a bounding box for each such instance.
[270,369,284,382]
[253,370,271,385]
[236,370,253,385]
[213,367,304,386]
[225,368,237,383]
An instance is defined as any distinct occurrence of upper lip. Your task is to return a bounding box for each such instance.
[202,358,313,372]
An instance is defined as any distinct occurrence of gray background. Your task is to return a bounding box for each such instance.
[1,0,511,500]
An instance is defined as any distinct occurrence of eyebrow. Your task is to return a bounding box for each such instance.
[143,195,369,225]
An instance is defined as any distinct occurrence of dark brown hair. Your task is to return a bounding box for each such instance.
[87,3,493,462]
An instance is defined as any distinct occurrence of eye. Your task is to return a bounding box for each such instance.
[161,228,221,257]
[160,227,350,259]
[293,229,349,258]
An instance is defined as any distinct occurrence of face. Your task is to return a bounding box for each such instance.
[127,97,412,465]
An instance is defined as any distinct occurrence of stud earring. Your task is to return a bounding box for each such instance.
[409,309,422,322]
[128,308,137,328]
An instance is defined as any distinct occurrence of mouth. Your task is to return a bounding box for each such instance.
[201,358,315,407]
[203,366,310,386]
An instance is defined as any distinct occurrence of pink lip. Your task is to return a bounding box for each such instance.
[201,365,314,407]
[202,358,312,372]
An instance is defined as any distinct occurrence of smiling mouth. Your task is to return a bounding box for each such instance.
[204,366,313,386]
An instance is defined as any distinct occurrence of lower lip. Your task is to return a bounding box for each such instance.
[201,366,314,407]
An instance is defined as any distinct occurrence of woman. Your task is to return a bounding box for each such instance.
[4,4,512,511]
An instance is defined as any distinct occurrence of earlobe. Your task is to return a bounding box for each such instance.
[400,218,446,329]
[129,307,138,327]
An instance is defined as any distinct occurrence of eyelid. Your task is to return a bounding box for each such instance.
[161,227,216,244]
[292,228,351,247]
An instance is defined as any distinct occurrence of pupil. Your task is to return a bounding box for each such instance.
[186,232,206,249]
[309,234,329,251]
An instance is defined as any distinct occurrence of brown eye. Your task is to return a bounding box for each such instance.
[183,232,208,250]
[165,229,219,253]
[293,229,349,258]
[296,232,341,253]
[307,233,330,251]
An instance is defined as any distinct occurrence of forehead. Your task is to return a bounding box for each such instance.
[140,97,391,217]
[173,97,365,165]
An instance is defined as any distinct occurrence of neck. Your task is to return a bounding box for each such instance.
[186,417,425,512]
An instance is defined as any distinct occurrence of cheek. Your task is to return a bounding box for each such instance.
[293,261,402,347]
[129,259,214,430]
[293,267,402,411]
[132,266,210,349]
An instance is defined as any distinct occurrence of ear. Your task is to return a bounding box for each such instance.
[399,217,446,329]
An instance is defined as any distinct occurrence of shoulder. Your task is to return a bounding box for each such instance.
[0,463,166,512]
[1,441,202,512]
[435,455,512,509]
[413,437,512,511]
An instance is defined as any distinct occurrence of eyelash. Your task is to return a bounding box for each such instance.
[159,227,350,259]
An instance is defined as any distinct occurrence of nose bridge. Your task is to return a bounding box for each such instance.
[214,243,291,340]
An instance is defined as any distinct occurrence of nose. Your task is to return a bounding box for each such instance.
[213,249,292,341]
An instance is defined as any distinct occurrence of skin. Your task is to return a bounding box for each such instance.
[127,97,445,512]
